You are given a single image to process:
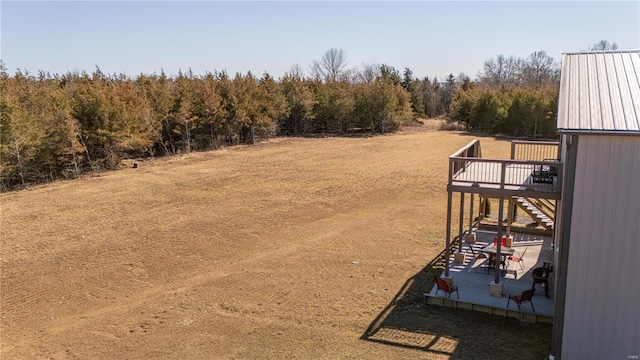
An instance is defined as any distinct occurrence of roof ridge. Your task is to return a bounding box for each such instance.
[563,49,640,56]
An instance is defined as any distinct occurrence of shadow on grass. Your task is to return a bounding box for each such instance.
[360,237,552,360]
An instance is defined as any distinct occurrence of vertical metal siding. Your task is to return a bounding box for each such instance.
[551,134,578,358]
[614,137,640,354]
[562,135,640,359]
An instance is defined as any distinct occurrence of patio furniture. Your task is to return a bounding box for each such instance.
[532,267,550,298]
[481,244,514,275]
[482,244,515,257]
[532,159,559,184]
[435,277,459,299]
[507,288,536,312]
[473,252,491,273]
[508,247,528,271]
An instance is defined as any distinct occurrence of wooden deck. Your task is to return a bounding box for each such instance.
[449,161,561,199]
[447,140,562,199]
[425,230,555,323]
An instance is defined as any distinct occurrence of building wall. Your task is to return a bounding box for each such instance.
[562,134,640,360]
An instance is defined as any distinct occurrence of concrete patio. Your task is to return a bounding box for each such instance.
[425,229,555,323]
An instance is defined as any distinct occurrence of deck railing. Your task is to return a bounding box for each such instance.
[449,140,563,194]
[510,140,560,161]
[449,158,563,192]
[449,139,482,179]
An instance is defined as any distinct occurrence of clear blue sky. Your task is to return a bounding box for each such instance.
[2,1,639,80]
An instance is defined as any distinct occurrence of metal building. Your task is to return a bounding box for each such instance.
[429,50,640,360]
[552,50,640,360]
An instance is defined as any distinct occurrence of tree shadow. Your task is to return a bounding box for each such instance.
[360,237,552,359]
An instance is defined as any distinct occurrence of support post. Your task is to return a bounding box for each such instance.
[458,192,465,253]
[444,190,453,277]
[506,197,514,237]
[494,196,505,284]
[469,193,475,232]
[494,162,507,285]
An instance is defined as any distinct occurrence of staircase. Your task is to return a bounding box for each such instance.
[515,197,555,230]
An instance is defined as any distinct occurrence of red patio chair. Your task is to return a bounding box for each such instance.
[507,288,535,312]
[434,277,459,299]
[508,247,528,271]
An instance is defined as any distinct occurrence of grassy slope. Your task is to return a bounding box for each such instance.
[0,130,551,359]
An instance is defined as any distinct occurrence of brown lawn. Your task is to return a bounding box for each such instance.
[0,129,551,359]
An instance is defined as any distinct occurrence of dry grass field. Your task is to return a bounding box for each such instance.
[0,129,551,359]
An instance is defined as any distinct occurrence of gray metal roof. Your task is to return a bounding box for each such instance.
[557,50,640,134]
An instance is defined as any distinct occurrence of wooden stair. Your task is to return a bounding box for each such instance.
[515,197,555,230]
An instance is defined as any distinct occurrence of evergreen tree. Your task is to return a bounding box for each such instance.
[280,72,315,135]
[401,68,425,118]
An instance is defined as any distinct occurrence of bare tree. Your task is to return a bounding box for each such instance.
[478,54,522,88]
[520,51,559,88]
[590,40,619,51]
[311,48,348,82]
[287,64,305,79]
[353,62,380,84]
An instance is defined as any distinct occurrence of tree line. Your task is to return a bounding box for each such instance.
[0,55,418,189]
[447,51,560,137]
[2,43,616,190]
[445,39,619,136]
